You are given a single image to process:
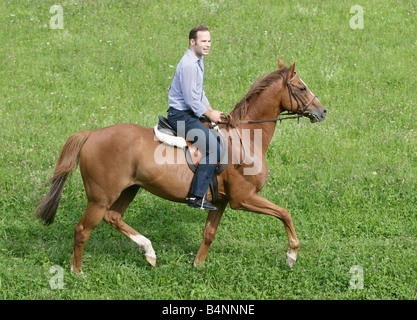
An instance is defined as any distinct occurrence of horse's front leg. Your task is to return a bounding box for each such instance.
[194,200,228,267]
[231,192,300,268]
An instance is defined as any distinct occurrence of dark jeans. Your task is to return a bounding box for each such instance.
[167,107,221,198]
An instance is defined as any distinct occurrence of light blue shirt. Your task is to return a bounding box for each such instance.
[168,49,210,118]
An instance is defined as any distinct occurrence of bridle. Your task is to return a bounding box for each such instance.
[218,72,317,126]
[285,72,317,122]
[216,71,318,165]
[243,71,317,124]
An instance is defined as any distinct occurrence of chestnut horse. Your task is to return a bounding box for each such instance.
[36,59,327,273]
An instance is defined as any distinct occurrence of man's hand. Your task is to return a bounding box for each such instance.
[205,109,223,123]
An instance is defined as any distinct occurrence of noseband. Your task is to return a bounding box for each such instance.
[286,72,317,120]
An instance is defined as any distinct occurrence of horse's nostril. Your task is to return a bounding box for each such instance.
[323,108,328,114]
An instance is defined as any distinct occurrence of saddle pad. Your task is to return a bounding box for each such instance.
[154,124,187,149]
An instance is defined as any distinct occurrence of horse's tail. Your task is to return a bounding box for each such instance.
[35,130,91,225]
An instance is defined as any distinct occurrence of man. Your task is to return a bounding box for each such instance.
[167,25,223,210]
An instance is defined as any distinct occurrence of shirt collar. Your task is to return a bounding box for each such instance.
[186,48,203,63]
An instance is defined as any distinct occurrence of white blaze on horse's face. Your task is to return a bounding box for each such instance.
[293,74,327,123]
[299,77,320,103]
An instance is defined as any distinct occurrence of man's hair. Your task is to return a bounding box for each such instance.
[189,25,209,43]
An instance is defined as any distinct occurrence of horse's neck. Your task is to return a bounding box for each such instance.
[243,83,282,152]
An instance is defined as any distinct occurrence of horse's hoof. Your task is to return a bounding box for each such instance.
[70,265,84,275]
[146,255,156,267]
[286,252,296,269]
[70,267,87,278]
[193,259,204,268]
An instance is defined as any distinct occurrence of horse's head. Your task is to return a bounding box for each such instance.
[279,58,327,123]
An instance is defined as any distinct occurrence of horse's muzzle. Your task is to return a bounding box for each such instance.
[304,107,327,123]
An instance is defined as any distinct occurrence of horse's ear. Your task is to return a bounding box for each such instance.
[287,61,296,78]
[278,58,286,69]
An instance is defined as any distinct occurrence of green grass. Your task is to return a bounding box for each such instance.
[1,0,417,300]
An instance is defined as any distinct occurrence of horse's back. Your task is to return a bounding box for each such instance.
[78,123,193,203]
[78,124,152,199]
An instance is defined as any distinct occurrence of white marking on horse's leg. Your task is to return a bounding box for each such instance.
[286,251,297,269]
[129,234,157,266]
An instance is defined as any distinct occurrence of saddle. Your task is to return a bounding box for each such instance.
[154,116,228,202]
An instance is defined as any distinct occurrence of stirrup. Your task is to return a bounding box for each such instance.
[200,196,206,210]
[187,195,218,211]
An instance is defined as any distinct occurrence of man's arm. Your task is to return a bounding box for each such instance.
[181,65,223,122]
[181,66,208,117]
[202,86,222,121]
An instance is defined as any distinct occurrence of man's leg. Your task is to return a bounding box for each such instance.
[167,108,220,210]
[187,121,220,198]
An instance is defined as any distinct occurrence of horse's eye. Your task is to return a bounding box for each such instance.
[299,87,307,92]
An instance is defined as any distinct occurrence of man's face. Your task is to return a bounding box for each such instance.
[191,31,211,58]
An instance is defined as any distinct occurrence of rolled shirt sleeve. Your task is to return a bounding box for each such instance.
[201,90,210,110]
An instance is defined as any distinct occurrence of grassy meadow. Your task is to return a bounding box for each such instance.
[1,0,416,300]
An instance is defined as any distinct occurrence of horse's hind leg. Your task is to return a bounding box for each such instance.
[103,185,157,267]
[71,202,107,274]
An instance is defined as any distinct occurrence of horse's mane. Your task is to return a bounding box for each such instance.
[229,66,288,126]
